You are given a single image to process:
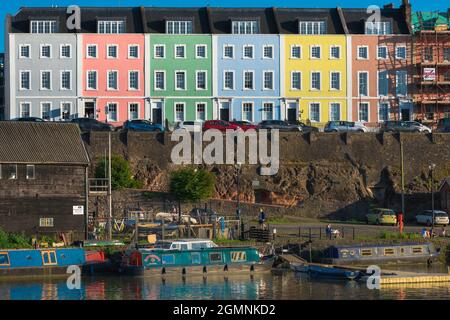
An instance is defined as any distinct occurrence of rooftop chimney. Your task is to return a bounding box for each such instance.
[400,0,412,31]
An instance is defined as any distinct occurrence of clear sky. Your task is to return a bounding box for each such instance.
[1,0,448,51]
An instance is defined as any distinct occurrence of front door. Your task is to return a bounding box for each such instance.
[401,109,410,121]
[85,102,95,118]
[287,108,297,122]
[219,102,230,121]
[151,101,163,124]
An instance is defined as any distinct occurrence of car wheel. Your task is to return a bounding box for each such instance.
[154,128,161,133]
[414,129,421,133]
[357,129,364,133]
[376,219,380,225]
[332,129,338,132]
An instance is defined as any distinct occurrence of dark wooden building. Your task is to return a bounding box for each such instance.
[0,122,90,240]
[439,178,450,212]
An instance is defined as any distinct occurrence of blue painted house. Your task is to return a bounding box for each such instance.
[210,8,281,123]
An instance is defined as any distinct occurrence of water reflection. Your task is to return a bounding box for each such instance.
[0,270,449,300]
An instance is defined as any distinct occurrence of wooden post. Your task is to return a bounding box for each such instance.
[309,228,312,242]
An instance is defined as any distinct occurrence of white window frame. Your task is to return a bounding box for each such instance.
[358,71,369,97]
[395,45,407,60]
[243,70,255,90]
[310,71,321,91]
[86,44,98,59]
[98,20,125,34]
[262,45,274,59]
[174,102,186,122]
[299,21,326,35]
[59,44,72,59]
[241,102,254,122]
[243,45,255,59]
[309,102,321,122]
[195,102,207,121]
[290,71,302,91]
[262,101,275,120]
[40,44,52,59]
[40,101,52,120]
[154,44,165,59]
[290,45,302,59]
[329,45,341,59]
[166,21,193,34]
[330,71,341,91]
[86,70,98,90]
[223,44,234,59]
[40,70,52,90]
[20,102,31,118]
[19,44,31,59]
[30,20,58,34]
[262,70,274,90]
[357,45,369,60]
[223,70,235,90]
[174,70,187,91]
[195,70,207,91]
[106,102,119,122]
[310,45,322,60]
[128,70,139,91]
[358,102,370,122]
[377,45,388,60]
[154,70,166,91]
[128,102,140,120]
[378,102,390,122]
[174,44,186,59]
[377,70,389,97]
[232,21,259,34]
[329,102,341,121]
[106,44,119,59]
[128,44,140,59]
[60,101,72,121]
[60,70,72,90]
[107,70,119,91]
[195,44,207,59]
[19,70,31,90]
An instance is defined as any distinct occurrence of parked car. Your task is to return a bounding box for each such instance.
[437,118,450,130]
[258,120,303,132]
[381,121,431,133]
[229,120,258,131]
[11,117,46,122]
[123,120,164,132]
[415,210,449,226]
[174,121,203,132]
[366,208,397,225]
[71,118,114,132]
[286,120,319,133]
[436,126,450,133]
[203,120,239,132]
[324,121,368,133]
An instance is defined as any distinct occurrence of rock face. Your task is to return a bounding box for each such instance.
[84,132,450,220]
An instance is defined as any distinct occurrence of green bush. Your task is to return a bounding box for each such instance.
[170,167,216,202]
[95,155,142,190]
[0,228,31,248]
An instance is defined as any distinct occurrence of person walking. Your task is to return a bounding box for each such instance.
[398,212,404,235]
[258,208,266,230]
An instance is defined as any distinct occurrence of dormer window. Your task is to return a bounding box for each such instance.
[232,21,259,34]
[299,21,326,35]
[365,21,392,35]
[98,20,125,34]
[30,20,57,33]
[166,21,193,34]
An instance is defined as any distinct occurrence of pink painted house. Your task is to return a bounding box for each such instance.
[81,34,145,125]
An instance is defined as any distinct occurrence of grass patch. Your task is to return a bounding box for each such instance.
[214,238,256,246]
[379,231,422,240]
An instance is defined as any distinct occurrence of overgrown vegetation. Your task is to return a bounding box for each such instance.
[379,230,422,240]
[95,155,142,190]
[0,228,31,248]
[170,167,216,202]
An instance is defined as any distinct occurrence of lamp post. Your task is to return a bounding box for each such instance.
[429,163,436,228]
[235,162,242,239]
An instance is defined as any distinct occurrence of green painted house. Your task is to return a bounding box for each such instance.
[149,33,213,126]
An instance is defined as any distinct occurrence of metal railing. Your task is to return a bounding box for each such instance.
[88,178,109,194]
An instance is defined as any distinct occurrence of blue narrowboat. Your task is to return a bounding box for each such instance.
[120,239,274,276]
[0,248,86,278]
[322,242,440,266]
[307,264,360,280]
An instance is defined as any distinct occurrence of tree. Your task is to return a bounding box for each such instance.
[170,167,216,203]
[95,155,142,190]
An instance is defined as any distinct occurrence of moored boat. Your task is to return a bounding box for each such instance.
[307,264,360,280]
[119,239,274,277]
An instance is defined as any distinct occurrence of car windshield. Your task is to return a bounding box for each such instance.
[433,211,448,217]
[380,210,395,216]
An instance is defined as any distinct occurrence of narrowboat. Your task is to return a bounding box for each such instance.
[0,248,86,278]
[307,264,360,280]
[321,242,440,266]
[119,239,274,276]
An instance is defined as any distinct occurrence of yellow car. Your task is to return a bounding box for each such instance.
[366,208,397,226]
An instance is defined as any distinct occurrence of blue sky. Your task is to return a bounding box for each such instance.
[1,0,448,51]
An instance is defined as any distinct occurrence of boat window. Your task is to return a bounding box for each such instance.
[41,251,58,265]
[384,248,395,256]
[209,252,222,263]
[192,242,210,250]
[0,253,10,266]
[231,251,247,262]
[339,250,349,258]
[361,249,372,256]
[412,247,423,254]
[180,244,188,251]
[400,247,406,255]
[191,252,201,264]
[162,254,175,264]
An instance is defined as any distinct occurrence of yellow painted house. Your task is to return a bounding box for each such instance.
[282,35,348,127]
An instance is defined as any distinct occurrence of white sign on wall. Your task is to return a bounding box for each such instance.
[423,68,436,81]
[73,205,84,216]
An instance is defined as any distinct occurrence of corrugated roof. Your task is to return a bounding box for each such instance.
[0,122,90,165]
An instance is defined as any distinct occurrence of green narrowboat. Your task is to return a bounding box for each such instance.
[120,239,274,276]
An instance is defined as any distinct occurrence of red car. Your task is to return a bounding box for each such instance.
[202,120,239,132]
[230,120,258,131]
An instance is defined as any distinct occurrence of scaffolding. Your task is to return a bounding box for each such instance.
[412,10,450,127]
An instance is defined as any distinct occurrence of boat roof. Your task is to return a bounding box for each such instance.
[156,239,215,244]
[330,242,433,249]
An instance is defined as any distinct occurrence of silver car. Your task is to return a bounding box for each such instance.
[416,210,449,226]
[324,121,368,133]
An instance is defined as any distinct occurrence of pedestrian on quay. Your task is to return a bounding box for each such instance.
[421,227,429,239]
[398,212,404,235]
[441,227,446,238]
[259,208,266,230]
[326,224,332,239]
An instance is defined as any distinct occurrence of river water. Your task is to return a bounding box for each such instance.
[1,265,449,300]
